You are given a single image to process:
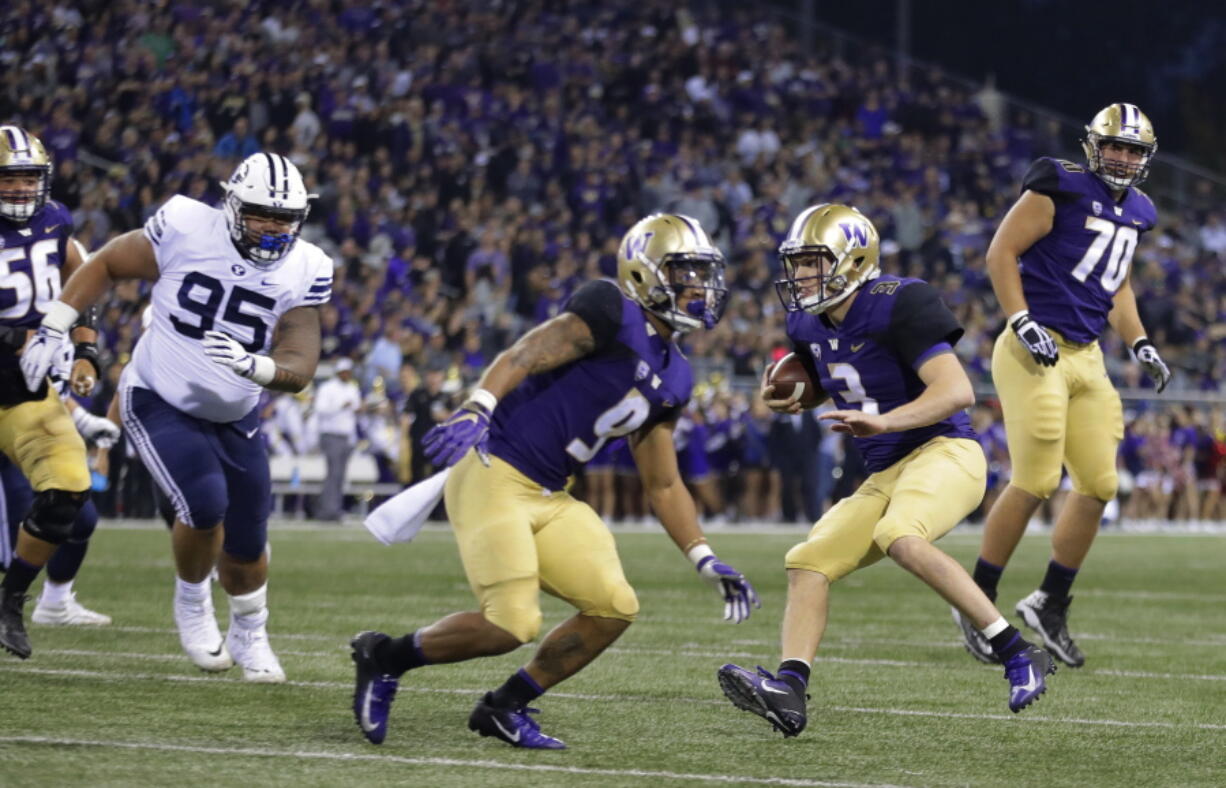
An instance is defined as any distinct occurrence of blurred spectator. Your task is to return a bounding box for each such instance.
[314,359,361,522]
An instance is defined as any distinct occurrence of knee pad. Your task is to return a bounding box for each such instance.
[581,581,639,623]
[1074,470,1118,504]
[66,499,100,544]
[22,489,87,545]
[482,579,543,644]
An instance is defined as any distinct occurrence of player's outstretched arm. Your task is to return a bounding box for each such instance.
[821,352,974,437]
[421,312,598,468]
[21,230,158,391]
[202,305,321,393]
[476,312,596,399]
[631,420,760,623]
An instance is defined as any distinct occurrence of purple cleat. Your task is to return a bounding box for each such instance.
[1004,644,1057,713]
[717,663,807,737]
[350,631,399,744]
[468,692,566,749]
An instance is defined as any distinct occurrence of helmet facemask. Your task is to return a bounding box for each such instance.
[0,166,51,223]
[647,252,728,333]
[1083,134,1156,190]
[776,247,871,315]
[224,192,310,267]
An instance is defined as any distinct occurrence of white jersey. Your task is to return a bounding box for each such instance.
[129,195,332,422]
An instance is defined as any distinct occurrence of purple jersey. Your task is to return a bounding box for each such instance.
[0,201,73,396]
[487,279,691,490]
[1018,157,1158,344]
[786,275,977,473]
[0,200,73,329]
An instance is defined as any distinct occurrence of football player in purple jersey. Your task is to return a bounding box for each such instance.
[349,214,759,750]
[0,126,101,659]
[956,104,1171,669]
[718,204,1055,738]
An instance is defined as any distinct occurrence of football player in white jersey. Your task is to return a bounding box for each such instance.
[22,153,332,682]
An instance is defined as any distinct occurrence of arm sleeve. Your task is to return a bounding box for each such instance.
[1020,158,1080,201]
[564,279,624,352]
[886,282,964,369]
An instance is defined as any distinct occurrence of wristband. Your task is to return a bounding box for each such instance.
[468,388,498,413]
[42,300,80,332]
[248,354,277,386]
[74,342,101,376]
[686,543,716,567]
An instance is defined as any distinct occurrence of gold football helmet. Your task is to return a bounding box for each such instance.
[617,213,727,332]
[776,203,880,315]
[0,125,53,223]
[1081,103,1157,190]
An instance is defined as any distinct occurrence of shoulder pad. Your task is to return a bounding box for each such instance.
[158,195,215,232]
[1021,157,1081,198]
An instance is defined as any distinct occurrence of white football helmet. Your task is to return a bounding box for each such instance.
[221,153,317,266]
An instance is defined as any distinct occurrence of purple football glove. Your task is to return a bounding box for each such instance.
[696,555,761,623]
[422,401,491,468]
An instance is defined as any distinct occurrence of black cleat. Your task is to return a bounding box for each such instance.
[0,589,32,659]
[952,606,1000,664]
[717,663,808,737]
[1016,591,1085,668]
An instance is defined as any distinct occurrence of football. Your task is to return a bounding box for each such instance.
[767,352,827,409]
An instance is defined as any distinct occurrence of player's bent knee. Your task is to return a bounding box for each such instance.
[483,586,543,644]
[582,582,639,623]
[1013,470,1062,501]
[22,489,88,545]
[784,541,853,582]
[1075,471,1118,504]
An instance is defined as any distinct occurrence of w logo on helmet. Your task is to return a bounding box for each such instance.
[623,231,654,261]
[839,222,869,248]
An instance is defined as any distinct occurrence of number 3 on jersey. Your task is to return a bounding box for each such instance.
[170,271,276,351]
[1071,217,1136,293]
[566,389,651,462]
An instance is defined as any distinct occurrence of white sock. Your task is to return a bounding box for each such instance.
[175,576,211,603]
[229,584,268,627]
[40,579,75,606]
[981,616,1010,639]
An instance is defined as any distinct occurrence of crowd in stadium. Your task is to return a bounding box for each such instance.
[4,0,1223,522]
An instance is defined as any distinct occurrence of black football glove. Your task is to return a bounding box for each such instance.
[1010,310,1059,367]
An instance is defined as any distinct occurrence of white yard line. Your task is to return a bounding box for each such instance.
[7,665,1225,731]
[0,735,906,788]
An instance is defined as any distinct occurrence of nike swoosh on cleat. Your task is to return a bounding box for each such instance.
[208,643,225,657]
[491,716,521,743]
[759,680,790,695]
[1012,666,1040,699]
[359,686,380,732]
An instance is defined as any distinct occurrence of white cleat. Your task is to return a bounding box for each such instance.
[226,615,286,684]
[32,593,113,626]
[174,590,234,672]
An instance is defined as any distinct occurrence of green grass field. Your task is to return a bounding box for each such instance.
[1,523,1223,787]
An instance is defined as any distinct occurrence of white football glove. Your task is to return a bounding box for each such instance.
[72,407,121,449]
[20,301,78,392]
[203,330,256,376]
[46,335,75,398]
[202,330,276,384]
[1132,338,1172,393]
